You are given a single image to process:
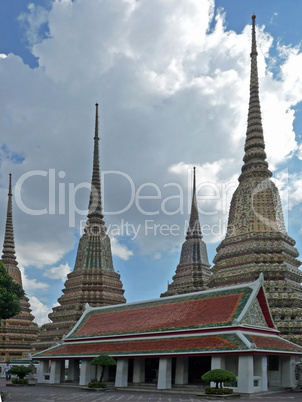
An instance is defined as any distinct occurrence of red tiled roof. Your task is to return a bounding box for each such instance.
[251,336,302,352]
[72,293,244,338]
[39,335,242,357]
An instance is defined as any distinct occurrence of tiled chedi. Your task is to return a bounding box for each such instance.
[0,174,38,362]
[207,16,302,346]
[35,104,126,353]
[161,167,211,297]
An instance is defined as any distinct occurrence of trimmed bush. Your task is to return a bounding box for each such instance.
[12,378,29,385]
[8,365,32,379]
[202,369,237,389]
[90,354,117,382]
[88,381,107,388]
[205,386,233,394]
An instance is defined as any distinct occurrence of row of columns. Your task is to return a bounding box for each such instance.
[37,354,297,392]
[115,357,188,389]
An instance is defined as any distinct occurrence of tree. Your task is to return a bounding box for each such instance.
[90,354,117,382]
[202,369,237,389]
[8,365,32,379]
[0,262,25,320]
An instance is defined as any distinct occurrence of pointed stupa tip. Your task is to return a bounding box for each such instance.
[239,14,271,181]
[95,103,99,139]
[186,166,202,240]
[8,173,12,196]
[1,173,17,267]
[87,103,104,222]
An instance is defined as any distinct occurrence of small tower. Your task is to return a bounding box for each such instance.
[161,167,211,297]
[207,16,302,346]
[0,174,38,362]
[35,104,126,352]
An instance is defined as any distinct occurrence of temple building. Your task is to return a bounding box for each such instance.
[0,174,38,364]
[32,16,302,393]
[207,16,302,346]
[161,167,211,297]
[34,276,302,393]
[35,104,126,353]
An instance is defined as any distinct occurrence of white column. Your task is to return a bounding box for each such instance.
[79,360,94,386]
[260,356,268,391]
[37,360,49,383]
[133,358,145,384]
[115,359,129,387]
[157,357,172,390]
[68,360,80,382]
[211,356,225,369]
[281,356,296,388]
[237,355,254,393]
[49,360,64,384]
[210,356,225,388]
[175,356,188,385]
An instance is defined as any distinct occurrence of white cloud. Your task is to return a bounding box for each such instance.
[111,237,133,260]
[17,240,73,269]
[20,266,49,291]
[1,0,302,310]
[43,262,72,281]
[18,3,50,46]
[28,296,51,327]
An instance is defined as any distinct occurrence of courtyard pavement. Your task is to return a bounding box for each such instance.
[1,379,302,402]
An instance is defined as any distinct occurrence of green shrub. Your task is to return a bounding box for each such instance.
[12,378,29,385]
[205,386,233,394]
[202,369,237,389]
[88,381,107,388]
[9,365,32,379]
[90,354,116,382]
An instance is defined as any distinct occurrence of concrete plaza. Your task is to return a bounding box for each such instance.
[1,379,302,402]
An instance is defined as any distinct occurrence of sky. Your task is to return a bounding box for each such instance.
[1,0,302,326]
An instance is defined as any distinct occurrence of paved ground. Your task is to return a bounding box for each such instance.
[1,379,302,402]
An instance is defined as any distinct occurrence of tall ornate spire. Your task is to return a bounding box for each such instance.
[87,103,104,223]
[186,167,202,239]
[2,173,18,272]
[0,174,38,361]
[240,15,271,182]
[208,16,302,347]
[35,104,126,353]
[161,167,211,297]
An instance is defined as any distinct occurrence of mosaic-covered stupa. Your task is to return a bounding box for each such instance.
[35,104,126,352]
[161,167,211,297]
[208,16,302,346]
[0,174,38,362]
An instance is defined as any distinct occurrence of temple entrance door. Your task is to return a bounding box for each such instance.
[128,358,134,383]
[108,364,116,382]
[189,356,211,384]
[145,358,159,383]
